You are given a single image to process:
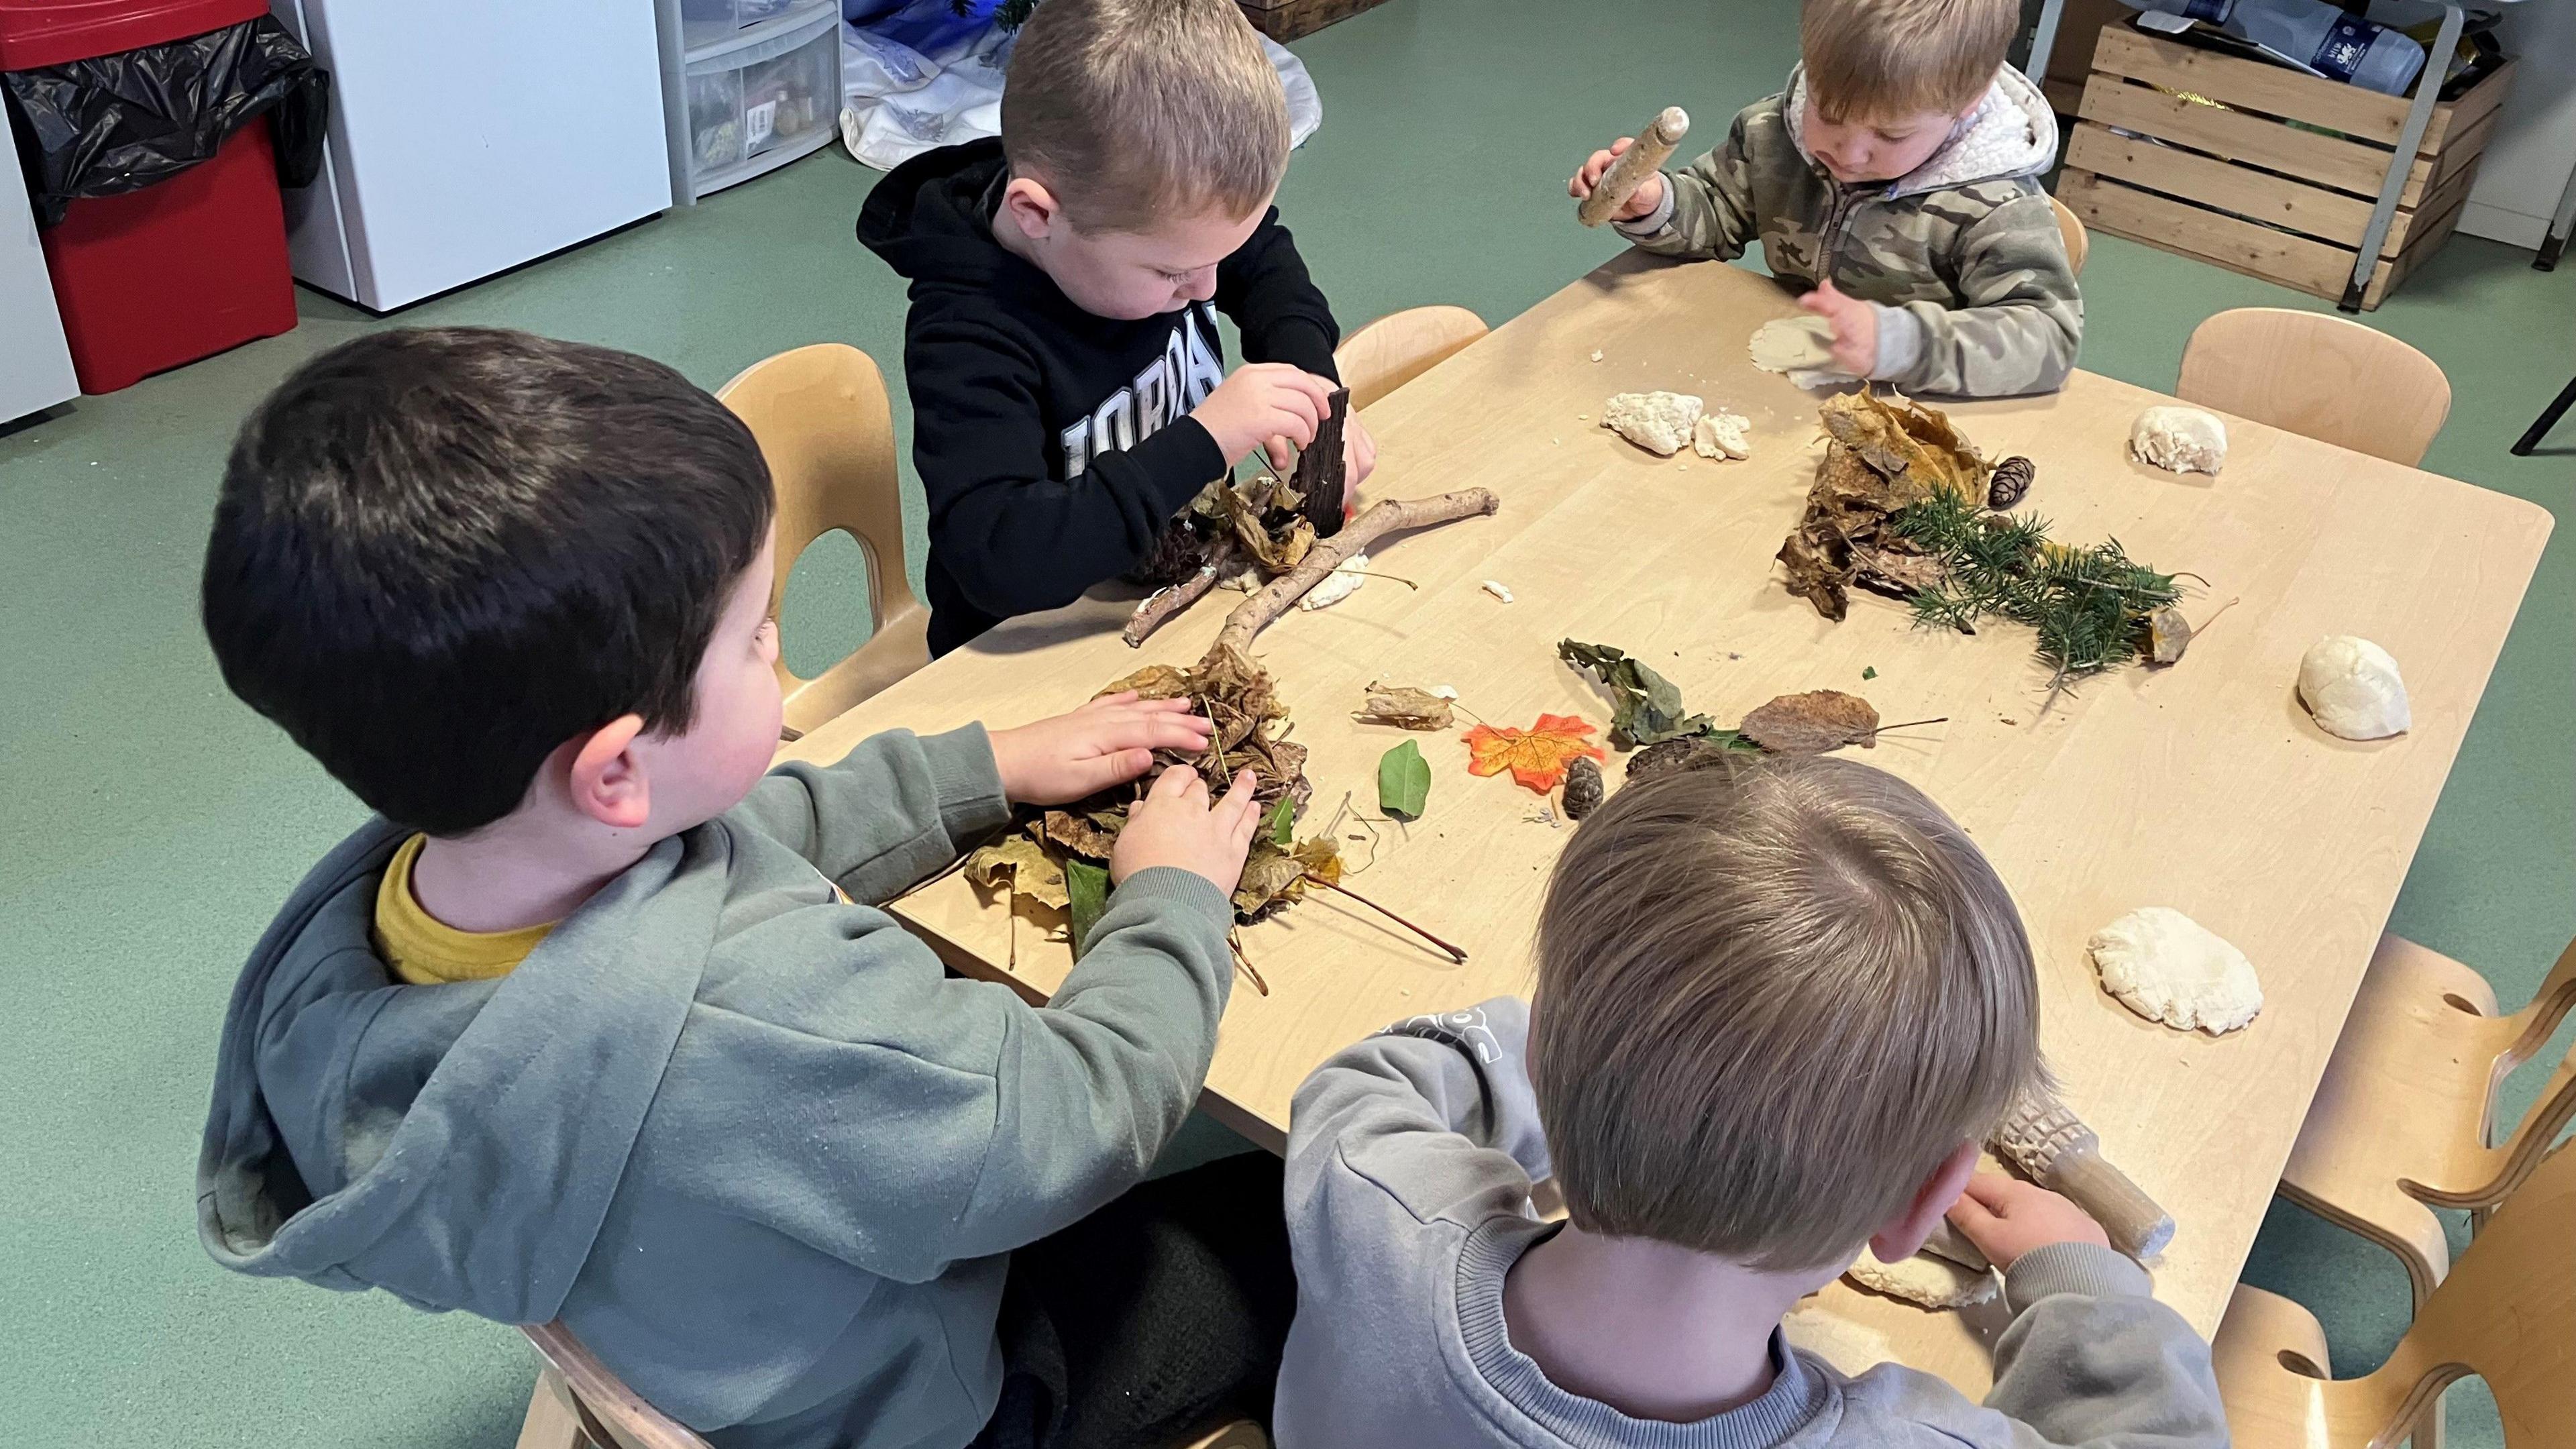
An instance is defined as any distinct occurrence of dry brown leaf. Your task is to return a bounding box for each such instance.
[1354,685,1455,731]
[1739,690,1882,755]
[1039,810,1121,861]
[1849,544,1947,600]
[1224,480,1316,574]
[1099,663,1191,701]
[964,835,1069,909]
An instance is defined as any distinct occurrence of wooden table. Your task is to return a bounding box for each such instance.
[780,253,2552,1389]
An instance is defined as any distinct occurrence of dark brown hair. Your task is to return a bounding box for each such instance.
[202,327,772,835]
[1529,755,2040,1271]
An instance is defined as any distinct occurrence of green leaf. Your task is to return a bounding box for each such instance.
[1262,794,1296,847]
[1063,859,1110,961]
[1557,639,1715,748]
[1862,665,1878,681]
[1378,739,1431,820]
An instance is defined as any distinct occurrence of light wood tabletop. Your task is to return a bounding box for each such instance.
[777,252,2552,1390]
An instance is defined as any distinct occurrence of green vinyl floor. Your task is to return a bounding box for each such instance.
[2,1,2569,1445]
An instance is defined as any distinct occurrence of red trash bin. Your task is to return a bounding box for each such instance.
[0,0,298,394]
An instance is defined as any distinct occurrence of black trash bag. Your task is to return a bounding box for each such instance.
[3,17,329,227]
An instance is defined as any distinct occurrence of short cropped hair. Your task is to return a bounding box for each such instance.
[1529,756,2040,1272]
[1000,0,1291,233]
[202,328,773,836]
[1802,0,2017,123]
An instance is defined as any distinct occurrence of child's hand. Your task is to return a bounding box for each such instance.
[1945,1172,2110,1269]
[988,692,1214,806]
[1567,137,1666,223]
[1193,363,1336,465]
[1110,764,1263,892]
[1796,280,1878,377]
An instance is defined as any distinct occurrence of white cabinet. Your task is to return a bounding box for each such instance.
[1,125,77,419]
[270,0,674,311]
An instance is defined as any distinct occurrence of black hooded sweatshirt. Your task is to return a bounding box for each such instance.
[857,138,1342,655]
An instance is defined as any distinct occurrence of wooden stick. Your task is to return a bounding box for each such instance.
[1578,106,1690,227]
[1124,560,1228,648]
[1210,488,1500,657]
[1306,875,1468,962]
[1229,929,1269,996]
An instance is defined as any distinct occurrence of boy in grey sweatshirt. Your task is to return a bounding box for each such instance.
[1275,757,2227,1449]
[195,329,1284,1449]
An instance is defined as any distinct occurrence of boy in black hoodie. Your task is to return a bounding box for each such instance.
[858,0,1371,656]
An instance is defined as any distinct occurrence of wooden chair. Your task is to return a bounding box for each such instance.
[1333,305,1487,411]
[2176,307,2452,466]
[2279,932,2576,1303]
[515,1322,1273,1449]
[2047,193,2089,276]
[2212,1136,2576,1449]
[718,344,932,739]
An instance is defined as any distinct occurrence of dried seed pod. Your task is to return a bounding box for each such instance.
[1988,455,2035,510]
[1561,757,1605,820]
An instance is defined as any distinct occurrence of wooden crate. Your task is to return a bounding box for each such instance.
[1238,0,1388,41]
[2057,25,2516,309]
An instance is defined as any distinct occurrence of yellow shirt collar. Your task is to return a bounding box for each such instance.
[372,833,559,986]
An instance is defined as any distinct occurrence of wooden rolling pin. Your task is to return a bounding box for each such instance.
[1992,1089,2177,1261]
[1577,105,1690,227]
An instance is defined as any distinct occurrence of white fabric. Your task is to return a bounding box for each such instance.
[839,11,1322,172]
[1781,64,2057,199]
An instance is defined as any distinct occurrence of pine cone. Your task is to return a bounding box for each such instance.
[1561,757,1605,820]
[1988,455,2035,511]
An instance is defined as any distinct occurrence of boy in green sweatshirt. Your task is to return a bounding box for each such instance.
[1275,757,2226,1449]
[196,329,1289,1449]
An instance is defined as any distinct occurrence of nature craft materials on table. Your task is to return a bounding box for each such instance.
[777,252,2551,1394]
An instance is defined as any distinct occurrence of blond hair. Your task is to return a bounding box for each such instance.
[1000,0,1291,233]
[1529,756,2040,1272]
[1801,0,2017,123]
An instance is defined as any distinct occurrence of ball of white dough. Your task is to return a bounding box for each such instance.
[2298,635,2410,741]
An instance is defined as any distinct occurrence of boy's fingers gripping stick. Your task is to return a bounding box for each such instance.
[1992,1090,2176,1260]
[1577,106,1689,227]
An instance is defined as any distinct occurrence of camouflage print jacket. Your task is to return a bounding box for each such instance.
[1619,65,2080,397]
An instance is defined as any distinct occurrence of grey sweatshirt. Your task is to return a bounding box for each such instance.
[198,724,1236,1449]
[1275,998,2229,1449]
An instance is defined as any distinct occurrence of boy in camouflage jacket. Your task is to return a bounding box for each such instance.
[1571,0,2080,398]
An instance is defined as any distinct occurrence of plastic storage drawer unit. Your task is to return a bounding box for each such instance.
[679,0,806,51]
[676,1,839,198]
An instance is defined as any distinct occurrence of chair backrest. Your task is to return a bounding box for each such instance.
[718,344,932,736]
[2243,1144,2576,1448]
[522,1323,712,1449]
[2422,934,2576,1210]
[2176,308,2452,466]
[1333,305,1488,411]
[2048,193,2089,276]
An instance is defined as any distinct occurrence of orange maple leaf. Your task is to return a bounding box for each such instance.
[1463,714,1607,794]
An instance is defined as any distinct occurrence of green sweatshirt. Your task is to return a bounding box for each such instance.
[1620,66,2083,398]
[198,725,1236,1449]
[1275,998,2230,1449]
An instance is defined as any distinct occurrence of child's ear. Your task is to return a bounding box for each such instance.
[568,714,653,832]
[998,176,1063,242]
[1866,1140,1980,1263]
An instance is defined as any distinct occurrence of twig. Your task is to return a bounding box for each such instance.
[1305,875,1468,962]
[2192,596,2242,637]
[1866,715,1949,737]
[1210,488,1501,657]
[1124,555,1232,648]
[1229,929,1269,996]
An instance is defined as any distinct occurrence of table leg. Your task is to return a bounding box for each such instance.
[2342,3,2464,312]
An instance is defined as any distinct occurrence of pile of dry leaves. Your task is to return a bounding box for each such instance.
[1776,388,1988,621]
[964,645,1344,928]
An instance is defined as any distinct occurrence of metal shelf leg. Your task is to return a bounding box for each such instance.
[2342,2,2465,311]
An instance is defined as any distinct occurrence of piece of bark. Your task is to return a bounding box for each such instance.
[1296,388,1352,538]
[1210,489,1501,657]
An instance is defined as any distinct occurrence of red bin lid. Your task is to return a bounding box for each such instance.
[0,0,267,70]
